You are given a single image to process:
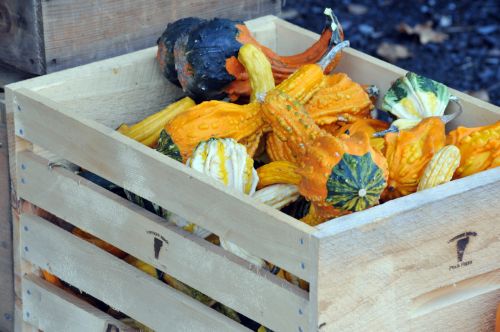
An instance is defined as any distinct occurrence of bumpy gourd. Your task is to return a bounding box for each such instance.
[165,101,266,161]
[382,117,446,200]
[417,145,461,191]
[298,132,388,212]
[382,72,450,125]
[447,121,500,178]
[266,132,299,163]
[328,118,389,152]
[256,161,301,189]
[261,90,388,215]
[118,97,195,147]
[306,73,374,125]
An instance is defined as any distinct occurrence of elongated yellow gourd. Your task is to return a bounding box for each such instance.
[238,44,275,102]
[118,96,195,147]
[256,161,301,189]
[417,145,461,191]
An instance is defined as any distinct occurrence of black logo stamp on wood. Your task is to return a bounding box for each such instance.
[448,231,476,270]
[146,231,168,259]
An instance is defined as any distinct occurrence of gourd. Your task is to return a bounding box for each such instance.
[375,72,462,136]
[237,44,275,102]
[256,161,301,189]
[72,227,128,259]
[120,318,154,332]
[328,118,389,152]
[306,73,374,125]
[261,89,388,216]
[382,117,446,200]
[382,72,450,123]
[158,8,344,101]
[117,97,195,147]
[156,17,206,86]
[164,43,280,161]
[266,132,299,163]
[417,145,461,191]
[252,184,300,209]
[41,270,63,287]
[447,121,500,178]
[125,256,214,305]
[165,101,266,161]
[178,138,264,268]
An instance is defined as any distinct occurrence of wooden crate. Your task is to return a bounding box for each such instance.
[0,64,32,332]
[0,0,281,75]
[5,15,500,332]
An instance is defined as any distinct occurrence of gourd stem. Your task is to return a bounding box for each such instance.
[372,125,399,137]
[443,96,463,124]
[323,8,342,44]
[317,40,350,70]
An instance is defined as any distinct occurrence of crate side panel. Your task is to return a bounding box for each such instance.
[42,0,281,73]
[22,275,133,332]
[12,88,315,281]
[17,151,310,332]
[315,169,500,331]
[20,214,250,332]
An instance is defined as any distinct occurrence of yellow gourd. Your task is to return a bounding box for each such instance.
[417,145,461,191]
[118,97,195,147]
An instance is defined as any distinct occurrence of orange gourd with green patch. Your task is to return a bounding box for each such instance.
[261,89,388,220]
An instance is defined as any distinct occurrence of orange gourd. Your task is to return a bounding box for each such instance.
[306,73,374,125]
[72,228,127,259]
[261,89,388,217]
[165,101,266,161]
[382,117,446,200]
[446,121,500,178]
[41,270,63,287]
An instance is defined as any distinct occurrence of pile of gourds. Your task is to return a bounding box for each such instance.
[41,8,498,331]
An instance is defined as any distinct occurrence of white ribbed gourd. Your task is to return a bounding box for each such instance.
[417,145,461,191]
[180,138,264,267]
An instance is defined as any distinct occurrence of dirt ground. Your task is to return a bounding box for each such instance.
[282,0,500,106]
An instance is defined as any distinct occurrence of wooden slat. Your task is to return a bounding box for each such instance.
[41,0,280,73]
[314,168,500,331]
[17,151,310,332]
[20,214,250,332]
[0,0,45,74]
[410,287,499,331]
[11,87,315,281]
[0,123,14,331]
[22,274,134,332]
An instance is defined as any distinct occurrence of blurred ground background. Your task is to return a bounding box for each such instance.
[281,0,500,106]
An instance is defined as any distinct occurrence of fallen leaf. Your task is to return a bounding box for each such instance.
[376,42,412,63]
[398,21,448,44]
[468,90,490,103]
[348,4,368,15]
